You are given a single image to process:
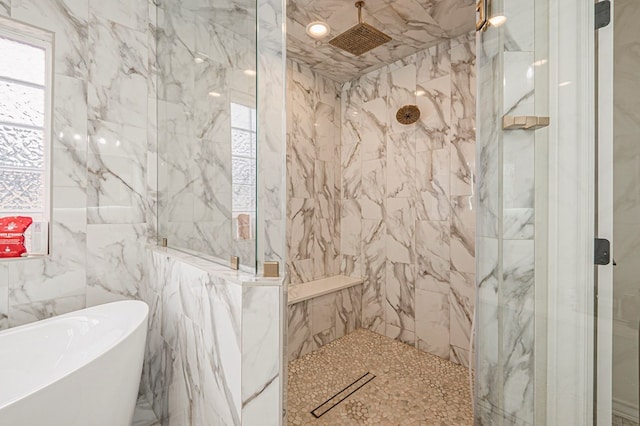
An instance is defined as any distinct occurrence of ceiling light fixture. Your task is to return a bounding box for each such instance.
[208,91,221,97]
[306,21,330,39]
[244,69,256,76]
[194,52,208,64]
[476,0,507,31]
[488,15,507,27]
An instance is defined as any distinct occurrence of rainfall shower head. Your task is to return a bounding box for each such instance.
[328,1,392,56]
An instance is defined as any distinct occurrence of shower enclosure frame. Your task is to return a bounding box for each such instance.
[543,0,597,423]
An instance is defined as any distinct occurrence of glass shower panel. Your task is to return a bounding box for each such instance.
[156,0,257,271]
[611,0,640,422]
[475,0,549,423]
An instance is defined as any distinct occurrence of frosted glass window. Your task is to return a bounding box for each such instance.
[0,125,44,168]
[232,129,253,157]
[231,102,256,240]
[232,184,255,212]
[0,37,45,85]
[0,26,52,256]
[0,80,45,127]
[0,169,44,211]
[231,103,252,131]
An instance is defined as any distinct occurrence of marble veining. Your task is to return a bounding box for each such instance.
[338,33,476,363]
[0,0,156,330]
[286,58,342,285]
[475,0,537,422]
[286,0,475,82]
[157,0,260,270]
[140,248,283,425]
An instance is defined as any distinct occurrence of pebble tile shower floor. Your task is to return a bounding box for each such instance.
[287,329,473,425]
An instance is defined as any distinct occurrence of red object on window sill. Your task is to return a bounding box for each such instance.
[0,216,33,258]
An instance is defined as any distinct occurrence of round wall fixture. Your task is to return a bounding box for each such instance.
[396,105,421,125]
[306,21,330,39]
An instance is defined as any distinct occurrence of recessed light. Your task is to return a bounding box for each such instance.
[488,15,507,27]
[415,90,426,97]
[194,52,209,63]
[306,21,330,39]
[244,69,256,76]
[208,91,221,97]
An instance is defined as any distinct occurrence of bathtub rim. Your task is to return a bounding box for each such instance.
[0,300,149,411]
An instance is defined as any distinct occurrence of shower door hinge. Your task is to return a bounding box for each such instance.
[594,238,611,265]
[595,1,611,30]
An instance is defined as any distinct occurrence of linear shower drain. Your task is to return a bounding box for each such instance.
[310,372,376,418]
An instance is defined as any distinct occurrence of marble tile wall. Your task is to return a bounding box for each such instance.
[156,0,258,269]
[287,285,362,361]
[0,0,157,329]
[286,59,341,285]
[475,0,537,423]
[140,248,283,425]
[339,33,476,365]
[256,0,287,274]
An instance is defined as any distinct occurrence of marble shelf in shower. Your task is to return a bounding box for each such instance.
[288,275,364,305]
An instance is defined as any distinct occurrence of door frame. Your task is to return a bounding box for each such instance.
[595,0,614,423]
[545,0,598,424]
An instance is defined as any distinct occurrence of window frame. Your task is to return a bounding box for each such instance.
[0,17,54,257]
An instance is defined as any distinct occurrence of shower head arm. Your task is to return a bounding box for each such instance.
[356,1,364,24]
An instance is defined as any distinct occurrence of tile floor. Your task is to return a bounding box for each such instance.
[132,396,161,426]
[287,329,473,425]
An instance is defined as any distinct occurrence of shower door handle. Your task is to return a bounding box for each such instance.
[595,238,611,265]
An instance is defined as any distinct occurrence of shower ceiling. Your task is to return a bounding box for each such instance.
[287,0,476,83]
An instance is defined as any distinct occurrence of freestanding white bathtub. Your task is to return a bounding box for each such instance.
[0,300,149,426]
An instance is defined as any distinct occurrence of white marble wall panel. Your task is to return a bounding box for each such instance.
[157,0,260,269]
[242,285,282,425]
[8,295,86,328]
[141,248,283,425]
[361,219,386,334]
[501,240,535,423]
[287,300,313,360]
[286,60,342,285]
[475,12,503,423]
[11,0,89,79]
[87,14,148,127]
[475,0,537,420]
[287,285,362,361]
[385,261,415,344]
[256,0,286,274]
[416,220,450,295]
[335,34,476,364]
[416,75,451,151]
[0,0,155,329]
[86,224,147,305]
[416,146,451,222]
[415,289,450,358]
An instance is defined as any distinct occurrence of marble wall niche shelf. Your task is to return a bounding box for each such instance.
[288,275,364,305]
[503,115,550,130]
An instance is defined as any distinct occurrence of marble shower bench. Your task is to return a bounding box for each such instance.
[287,276,363,361]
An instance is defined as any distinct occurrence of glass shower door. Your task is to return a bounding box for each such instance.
[597,0,640,423]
